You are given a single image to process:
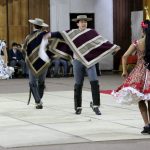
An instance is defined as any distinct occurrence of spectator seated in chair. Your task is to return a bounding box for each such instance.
[51,55,68,77]
[8,42,26,78]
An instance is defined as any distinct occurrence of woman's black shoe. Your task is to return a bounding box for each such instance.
[141,126,150,134]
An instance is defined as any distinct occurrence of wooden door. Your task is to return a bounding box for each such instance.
[8,0,29,46]
[0,0,7,41]
[0,0,50,47]
[28,0,50,32]
[143,0,150,19]
[113,0,143,70]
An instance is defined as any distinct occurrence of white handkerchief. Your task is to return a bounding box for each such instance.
[39,38,50,62]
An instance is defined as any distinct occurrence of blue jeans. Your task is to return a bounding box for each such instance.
[28,67,48,103]
[28,69,48,85]
[52,58,68,76]
[73,59,98,84]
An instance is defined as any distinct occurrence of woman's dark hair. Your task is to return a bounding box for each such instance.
[144,20,150,70]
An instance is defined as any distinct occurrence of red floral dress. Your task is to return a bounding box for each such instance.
[112,41,150,104]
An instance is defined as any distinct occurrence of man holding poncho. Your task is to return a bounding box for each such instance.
[39,15,120,115]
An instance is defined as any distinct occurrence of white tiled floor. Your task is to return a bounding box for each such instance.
[0,91,150,148]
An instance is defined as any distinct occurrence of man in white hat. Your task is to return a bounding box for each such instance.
[43,15,100,114]
[23,18,50,109]
[70,15,102,115]
[72,15,92,22]
[41,15,120,114]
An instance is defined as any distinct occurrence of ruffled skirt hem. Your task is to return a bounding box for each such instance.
[0,66,14,79]
[112,87,150,105]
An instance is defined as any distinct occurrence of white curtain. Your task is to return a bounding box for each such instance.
[131,11,143,42]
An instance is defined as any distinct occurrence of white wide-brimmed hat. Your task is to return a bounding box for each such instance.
[29,18,49,27]
[72,15,92,22]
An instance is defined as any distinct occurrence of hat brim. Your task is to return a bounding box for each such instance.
[72,18,92,22]
[29,19,49,27]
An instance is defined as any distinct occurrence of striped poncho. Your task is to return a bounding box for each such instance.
[23,30,54,76]
[39,28,119,70]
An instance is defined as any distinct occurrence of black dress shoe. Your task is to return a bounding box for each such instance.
[75,108,82,115]
[35,104,43,109]
[90,102,101,115]
[93,107,101,115]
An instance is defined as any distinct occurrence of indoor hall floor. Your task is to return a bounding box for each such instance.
[0,73,150,150]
